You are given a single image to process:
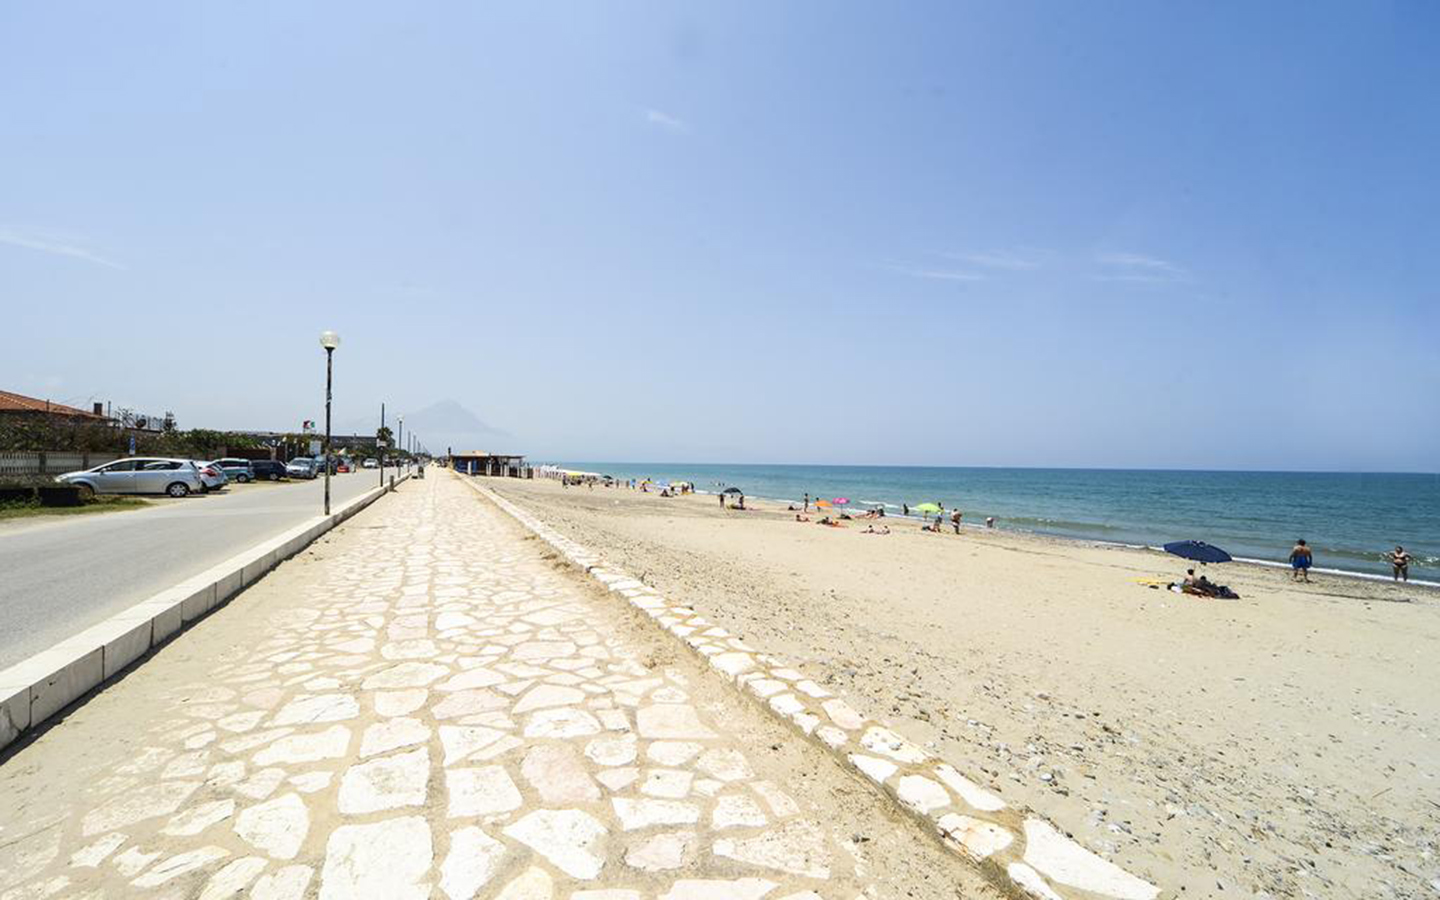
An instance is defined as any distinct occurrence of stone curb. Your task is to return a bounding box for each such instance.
[461,476,1161,900]
[0,472,412,753]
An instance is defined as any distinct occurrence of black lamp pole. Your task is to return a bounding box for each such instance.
[319,330,340,514]
[323,346,334,515]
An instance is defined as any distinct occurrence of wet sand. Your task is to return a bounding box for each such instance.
[485,477,1439,900]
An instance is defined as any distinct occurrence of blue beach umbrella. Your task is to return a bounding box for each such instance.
[1163,540,1233,564]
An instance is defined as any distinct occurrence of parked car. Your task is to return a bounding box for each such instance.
[337,462,350,473]
[192,461,227,493]
[251,460,288,481]
[210,458,256,483]
[363,458,378,469]
[56,457,205,498]
[286,457,319,479]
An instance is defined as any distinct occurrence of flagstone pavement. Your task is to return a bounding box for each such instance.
[0,474,997,900]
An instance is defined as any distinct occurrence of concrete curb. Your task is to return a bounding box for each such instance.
[0,472,411,752]
[461,475,1160,900]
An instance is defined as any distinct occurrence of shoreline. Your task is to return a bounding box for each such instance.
[541,461,1439,582]
[672,486,1440,591]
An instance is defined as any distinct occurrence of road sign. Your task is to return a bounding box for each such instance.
[309,440,322,455]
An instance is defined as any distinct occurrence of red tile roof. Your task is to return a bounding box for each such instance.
[0,390,107,418]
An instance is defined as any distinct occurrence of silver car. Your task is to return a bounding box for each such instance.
[285,457,319,479]
[56,457,205,498]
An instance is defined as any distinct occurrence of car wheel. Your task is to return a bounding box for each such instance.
[238,474,251,483]
[75,483,96,502]
[167,482,191,498]
[269,473,280,481]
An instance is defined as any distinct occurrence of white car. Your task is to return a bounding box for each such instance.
[362,458,378,469]
[56,457,205,499]
[191,460,228,493]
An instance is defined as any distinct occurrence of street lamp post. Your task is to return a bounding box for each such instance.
[398,417,404,470]
[319,331,341,514]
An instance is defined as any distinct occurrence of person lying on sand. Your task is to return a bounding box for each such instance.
[817,516,842,527]
[795,514,811,522]
[1177,569,1240,599]
[863,524,890,534]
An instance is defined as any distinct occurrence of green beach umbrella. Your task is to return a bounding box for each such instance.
[913,502,942,514]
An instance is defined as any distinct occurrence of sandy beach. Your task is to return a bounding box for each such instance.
[485,477,1439,900]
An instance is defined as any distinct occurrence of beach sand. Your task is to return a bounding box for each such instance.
[485,477,1438,899]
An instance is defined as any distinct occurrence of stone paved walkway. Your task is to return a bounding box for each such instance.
[0,475,993,899]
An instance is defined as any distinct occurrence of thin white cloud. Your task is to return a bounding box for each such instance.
[643,108,689,133]
[883,261,986,282]
[945,249,1045,270]
[0,228,124,270]
[1094,252,1186,283]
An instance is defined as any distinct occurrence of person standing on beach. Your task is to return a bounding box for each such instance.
[804,492,810,512]
[1386,546,1410,582]
[1289,539,1313,582]
[903,503,909,517]
[950,509,962,534]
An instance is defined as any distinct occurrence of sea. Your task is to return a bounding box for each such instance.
[551,463,1439,583]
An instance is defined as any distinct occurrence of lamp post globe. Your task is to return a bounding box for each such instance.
[320,331,340,514]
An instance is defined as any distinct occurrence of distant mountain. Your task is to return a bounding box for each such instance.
[390,399,510,455]
[334,399,509,454]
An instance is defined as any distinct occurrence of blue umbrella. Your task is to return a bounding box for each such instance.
[1163,540,1232,564]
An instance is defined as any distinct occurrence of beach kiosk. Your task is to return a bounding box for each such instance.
[449,452,530,478]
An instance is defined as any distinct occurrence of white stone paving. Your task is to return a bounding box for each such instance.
[0,474,872,899]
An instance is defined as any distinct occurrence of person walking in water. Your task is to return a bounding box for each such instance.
[1386,546,1410,582]
[804,492,810,512]
[1289,539,1313,582]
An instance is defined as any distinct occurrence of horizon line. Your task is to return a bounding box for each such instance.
[539,459,1440,477]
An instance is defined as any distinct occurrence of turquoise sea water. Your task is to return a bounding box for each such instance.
[552,463,1439,582]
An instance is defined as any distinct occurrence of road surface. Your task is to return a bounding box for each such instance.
[0,468,406,669]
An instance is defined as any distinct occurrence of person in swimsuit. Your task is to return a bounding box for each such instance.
[950,509,962,534]
[1289,539,1313,582]
[1387,546,1410,582]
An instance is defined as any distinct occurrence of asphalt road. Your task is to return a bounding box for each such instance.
[0,468,408,669]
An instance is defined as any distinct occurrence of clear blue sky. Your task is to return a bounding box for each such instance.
[4,2,1436,471]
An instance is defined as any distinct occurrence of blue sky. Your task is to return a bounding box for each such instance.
[3,2,1436,471]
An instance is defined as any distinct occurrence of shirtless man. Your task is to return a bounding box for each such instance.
[1289,539,1313,582]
